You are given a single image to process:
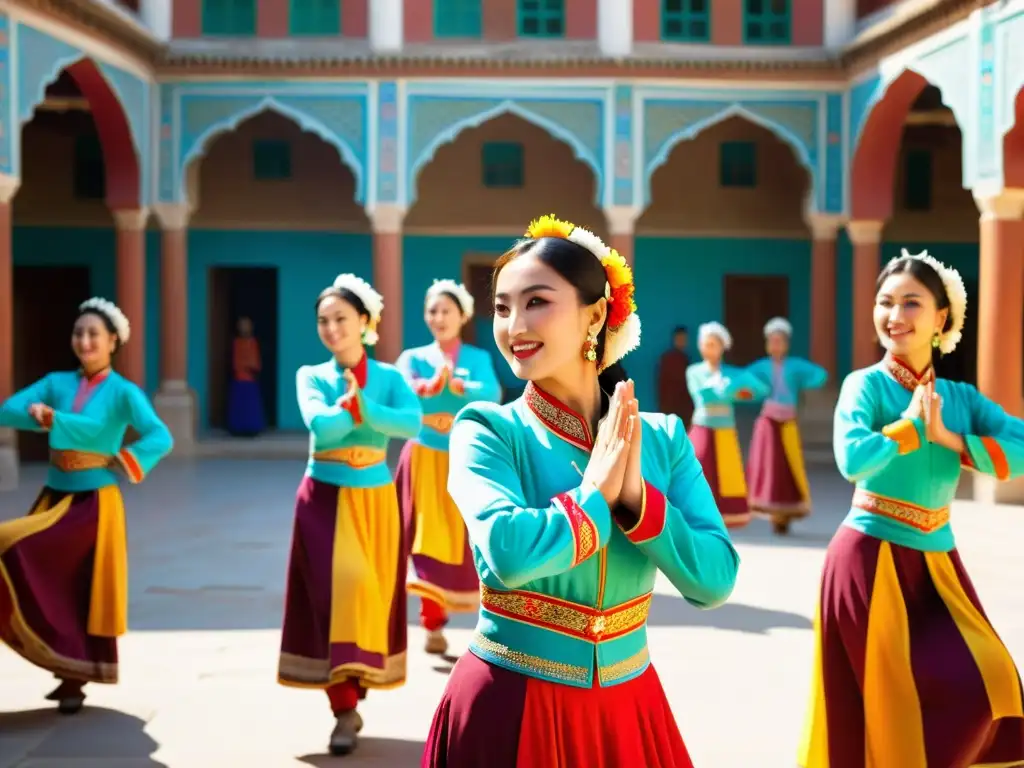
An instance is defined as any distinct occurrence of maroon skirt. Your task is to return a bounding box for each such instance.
[687,424,750,528]
[747,415,810,521]
[423,650,693,767]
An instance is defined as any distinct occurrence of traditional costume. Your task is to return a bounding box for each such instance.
[227,333,265,436]
[686,322,769,529]
[423,216,739,768]
[745,317,828,533]
[0,298,172,712]
[800,252,1024,768]
[278,274,422,752]
[394,280,502,655]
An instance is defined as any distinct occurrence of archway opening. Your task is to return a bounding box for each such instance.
[186,109,369,434]
[406,112,604,401]
[14,62,141,461]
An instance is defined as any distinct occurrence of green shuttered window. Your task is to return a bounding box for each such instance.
[743,0,790,44]
[435,0,483,37]
[719,141,757,188]
[290,0,341,35]
[662,0,710,42]
[202,0,257,35]
[903,149,933,211]
[482,142,525,188]
[253,140,292,181]
[74,133,106,200]
[518,0,565,38]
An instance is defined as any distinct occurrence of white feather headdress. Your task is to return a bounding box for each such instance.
[698,322,733,350]
[426,279,475,319]
[763,317,793,338]
[889,248,967,355]
[332,273,384,346]
[79,298,131,344]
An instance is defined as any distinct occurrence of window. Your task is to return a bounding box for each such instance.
[719,141,757,188]
[290,0,340,35]
[518,0,564,38]
[743,0,790,44]
[435,0,482,37]
[202,0,257,36]
[253,140,292,181]
[73,133,106,200]
[903,149,932,211]
[482,142,525,188]
[662,0,710,42]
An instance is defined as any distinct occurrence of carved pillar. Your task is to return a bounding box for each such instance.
[0,174,20,491]
[605,206,638,268]
[847,220,885,371]
[370,204,406,363]
[152,204,195,453]
[113,209,149,387]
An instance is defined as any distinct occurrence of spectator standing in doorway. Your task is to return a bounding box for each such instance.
[658,326,693,427]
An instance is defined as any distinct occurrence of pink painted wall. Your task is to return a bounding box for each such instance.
[405,0,434,42]
[344,0,369,36]
[565,0,597,39]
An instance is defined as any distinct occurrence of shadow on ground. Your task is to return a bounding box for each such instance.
[299,737,425,767]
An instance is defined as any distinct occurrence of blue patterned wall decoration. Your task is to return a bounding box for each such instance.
[373,81,399,205]
[405,83,606,207]
[158,83,174,203]
[824,93,844,214]
[639,90,823,210]
[168,82,369,205]
[613,84,634,207]
[847,74,879,167]
[0,13,11,176]
[976,12,997,180]
[15,23,149,200]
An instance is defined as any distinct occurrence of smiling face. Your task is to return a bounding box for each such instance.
[425,293,464,344]
[317,294,365,357]
[492,250,604,385]
[874,271,948,360]
[698,334,724,365]
[72,312,117,371]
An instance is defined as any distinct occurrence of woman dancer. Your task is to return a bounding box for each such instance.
[395,279,501,656]
[278,274,421,756]
[423,215,739,767]
[686,322,768,529]
[0,298,173,714]
[746,317,827,534]
[799,250,1024,768]
[227,316,265,437]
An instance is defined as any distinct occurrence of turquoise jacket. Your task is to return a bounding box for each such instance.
[448,382,740,689]
[297,353,422,488]
[746,356,828,410]
[0,369,173,492]
[835,355,1024,553]
[395,342,501,452]
[686,362,769,429]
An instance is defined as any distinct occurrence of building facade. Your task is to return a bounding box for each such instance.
[0,0,1021,499]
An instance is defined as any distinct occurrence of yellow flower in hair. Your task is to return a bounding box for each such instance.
[602,249,637,329]
[526,214,574,240]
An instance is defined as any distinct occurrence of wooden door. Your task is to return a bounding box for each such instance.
[463,254,516,402]
[13,265,92,461]
[723,275,790,365]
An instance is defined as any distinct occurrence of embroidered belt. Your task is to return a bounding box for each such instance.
[852,489,950,533]
[50,449,111,472]
[697,405,731,419]
[760,400,797,422]
[422,413,455,434]
[480,585,651,642]
[312,446,386,468]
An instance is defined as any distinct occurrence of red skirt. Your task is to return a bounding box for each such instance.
[423,650,693,768]
[688,424,750,528]
[747,415,810,522]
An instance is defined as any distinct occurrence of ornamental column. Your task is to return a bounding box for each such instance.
[113,209,149,387]
[370,205,406,363]
[847,220,885,371]
[598,0,633,56]
[369,0,403,52]
[152,203,195,453]
[605,206,639,268]
[0,174,20,492]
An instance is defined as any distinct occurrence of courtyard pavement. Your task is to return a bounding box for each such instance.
[1,457,1023,767]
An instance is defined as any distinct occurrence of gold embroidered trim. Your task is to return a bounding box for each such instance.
[599,645,651,684]
[312,446,387,467]
[471,632,589,683]
[885,354,935,393]
[49,449,111,472]
[852,489,950,533]
[525,382,591,450]
[698,405,732,418]
[422,412,455,434]
[481,586,651,641]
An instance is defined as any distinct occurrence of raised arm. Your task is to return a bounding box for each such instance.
[833,373,921,482]
[296,366,356,444]
[791,357,828,391]
[723,368,771,402]
[0,375,53,431]
[618,416,739,609]
[114,383,174,484]
[360,371,423,439]
[455,353,502,404]
[959,386,1024,480]
[448,409,612,589]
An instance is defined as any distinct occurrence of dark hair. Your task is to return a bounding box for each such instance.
[76,308,122,353]
[876,256,952,360]
[315,286,370,320]
[428,290,467,316]
[674,325,688,336]
[491,236,630,393]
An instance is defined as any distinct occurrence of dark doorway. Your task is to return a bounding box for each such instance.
[463,256,516,403]
[934,277,977,385]
[207,267,279,431]
[723,275,790,365]
[13,265,92,461]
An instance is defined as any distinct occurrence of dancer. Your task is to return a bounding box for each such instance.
[227,316,265,437]
[278,274,422,756]
[799,250,1024,768]
[0,298,173,714]
[423,215,739,767]
[395,279,501,656]
[686,322,768,529]
[746,317,827,534]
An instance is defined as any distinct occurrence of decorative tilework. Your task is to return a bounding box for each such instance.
[0,13,11,175]
[376,81,399,204]
[824,93,843,214]
[158,84,174,203]
[976,15,997,179]
[613,85,633,207]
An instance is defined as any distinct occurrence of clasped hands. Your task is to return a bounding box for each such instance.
[903,380,965,454]
[415,365,465,398]
[27,403,54,430]
[582,380,643,514]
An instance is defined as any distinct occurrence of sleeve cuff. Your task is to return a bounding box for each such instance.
[963,435,1010,480]
[882,418,923,455]
[623,480,668,544]
[553,483,609,567]
[341,397,363,426]
[116,449,145,484]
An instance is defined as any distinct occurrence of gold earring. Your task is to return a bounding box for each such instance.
[581,332,598,363]
[931,331,941,349]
